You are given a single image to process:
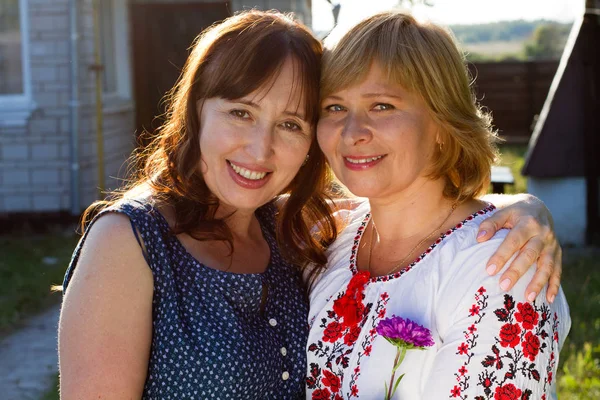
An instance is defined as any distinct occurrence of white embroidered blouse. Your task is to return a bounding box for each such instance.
[306,200,570,400]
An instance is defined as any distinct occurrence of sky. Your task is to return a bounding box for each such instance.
[312,0,583,32]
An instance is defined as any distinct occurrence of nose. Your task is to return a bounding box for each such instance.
[246,123,275,162]
[342,112,372,146]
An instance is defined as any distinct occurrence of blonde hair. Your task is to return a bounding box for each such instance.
[321,11,499,202]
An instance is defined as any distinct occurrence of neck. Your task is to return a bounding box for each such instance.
[214,204,260,241]
[368,178,452,244]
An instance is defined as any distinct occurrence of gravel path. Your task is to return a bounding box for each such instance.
[0,303,60,400]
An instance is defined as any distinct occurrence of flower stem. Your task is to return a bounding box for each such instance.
[386,347,407,399]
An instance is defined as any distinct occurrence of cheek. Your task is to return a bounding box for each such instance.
[316,120,336,159]
[279,134,313,170]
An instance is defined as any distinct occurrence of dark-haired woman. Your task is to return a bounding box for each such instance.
[59,10,561,399]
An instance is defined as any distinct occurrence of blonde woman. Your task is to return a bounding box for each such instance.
[306,12,569,399]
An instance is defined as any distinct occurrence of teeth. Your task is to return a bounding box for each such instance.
[229,162,268,180]
[345,155,384,164]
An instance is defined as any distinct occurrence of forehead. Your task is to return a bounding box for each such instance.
[325,62,407,97]
[247,57,307,111]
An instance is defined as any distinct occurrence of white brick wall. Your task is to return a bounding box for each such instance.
[0,0,310,214]
[0,0,134,214]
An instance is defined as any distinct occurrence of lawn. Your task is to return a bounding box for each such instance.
[557,252,600,398]
[0,230,79,334]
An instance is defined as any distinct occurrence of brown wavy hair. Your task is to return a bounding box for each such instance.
[83,10,338,268]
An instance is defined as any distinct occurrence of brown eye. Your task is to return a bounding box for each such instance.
[230,109,250,119]
[281,121,302,132]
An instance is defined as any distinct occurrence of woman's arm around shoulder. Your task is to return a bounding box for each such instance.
[478,193,562,303]
[59,213,154,399]
[423,232,570,399]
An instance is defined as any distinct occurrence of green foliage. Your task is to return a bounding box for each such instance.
[524,23,571,60]
[0,232,78,333]
[42,374,60,400]
[453,20,571,62]
[557,254,600,399]
[465,51,526,63]
[450,20,555,44]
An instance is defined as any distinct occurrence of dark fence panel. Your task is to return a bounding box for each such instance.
[468,61,560,142]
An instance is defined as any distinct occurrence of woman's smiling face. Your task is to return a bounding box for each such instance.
[198,57,313,213]
[317,62,441,202]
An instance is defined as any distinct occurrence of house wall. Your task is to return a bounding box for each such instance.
[0,0,138,214]
[527,177,587,246]
[1,0,75,212]
[0,0,310,214]
[132,0,311,26]
[76,0,135,210]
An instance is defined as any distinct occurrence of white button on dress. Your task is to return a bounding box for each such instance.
[269,318,277,327]
[280,347,287,356]
[282,371,290,381]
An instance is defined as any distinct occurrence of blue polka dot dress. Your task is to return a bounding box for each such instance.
[63,198,309,399]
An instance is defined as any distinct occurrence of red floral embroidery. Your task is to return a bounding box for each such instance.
[451,385,462,397]
[499,323,521,348]
[322,370,341,393]
[312,388,331,400]
[514,303,539,330]
[343,326,361,346]
[493,383,521,400]
[470,305,481,316]
[521,331,541,361]
[450,290,562,399]
[307,250,389,399]
[323,322,344,342]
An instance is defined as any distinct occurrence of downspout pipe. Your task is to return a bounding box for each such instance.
[584,0,600,243]
[68,0,80,215]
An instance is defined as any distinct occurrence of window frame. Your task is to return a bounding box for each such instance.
[100,0,132,110]
[0,0,36,127]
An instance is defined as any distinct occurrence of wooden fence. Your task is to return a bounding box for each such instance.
[468,61,560,142]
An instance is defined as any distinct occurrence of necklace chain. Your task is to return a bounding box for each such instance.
[367,203,458,276]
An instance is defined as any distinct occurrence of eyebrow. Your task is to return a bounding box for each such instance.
[362,92,403,100]
[323,93,403,101]
[233,99,306,120]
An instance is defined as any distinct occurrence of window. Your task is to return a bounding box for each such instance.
[99,0,117,94]
[96,0,131,107]
[0,0,34,126]
[0,0,23,95]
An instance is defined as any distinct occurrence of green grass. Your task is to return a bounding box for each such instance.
[42,374,60,400]
[496,143,528,194]
[557,253,600,398]
[0,231,78,333]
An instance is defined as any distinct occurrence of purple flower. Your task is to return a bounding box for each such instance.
[376,315,435,348]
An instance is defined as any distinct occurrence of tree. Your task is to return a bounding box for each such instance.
[396,0,434,5]
[524,23,570,60]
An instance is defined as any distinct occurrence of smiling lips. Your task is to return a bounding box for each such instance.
[343,155,386,170]
[227,160,272,189]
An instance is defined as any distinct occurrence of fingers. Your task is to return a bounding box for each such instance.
[477,212,503,243]
[544,246,562,303]
[485,224,529,275]
[497,236,544,297]
[521,251,553,303]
